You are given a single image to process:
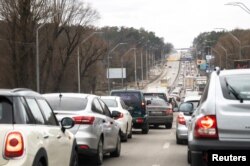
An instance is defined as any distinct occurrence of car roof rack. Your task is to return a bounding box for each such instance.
[214,67,220,75]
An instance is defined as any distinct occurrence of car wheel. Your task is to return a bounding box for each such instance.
[70,148,78,166]
[165,123,172,129]
[154,124,159,128]
[37,160,45,166]
[128,125,132,139]
[187,149,191,164]
[121,126,128,142]
[142,123,149,134]
[95,138,103,165]
[110,135,121,157]
[190,151,204,166]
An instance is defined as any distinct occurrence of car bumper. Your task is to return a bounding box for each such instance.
[148,116,173,124]
[176,124,188,140]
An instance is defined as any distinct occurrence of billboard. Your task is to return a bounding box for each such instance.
[106,68,126,79]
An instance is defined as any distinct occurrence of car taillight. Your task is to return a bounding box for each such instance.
[5,132,24,158]
[115,113,124,120]
[73,116,95,125]
[142,102,145,110]
[194,115,218,139]
[177,113,186,125]
[136,117,144,123]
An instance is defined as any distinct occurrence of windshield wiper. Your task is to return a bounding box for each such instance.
[224,78,243,103]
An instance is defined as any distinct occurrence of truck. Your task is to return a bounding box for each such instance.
[184,76,195,91]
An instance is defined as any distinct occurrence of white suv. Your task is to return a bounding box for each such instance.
[0,89,77,166]
[188,68,250,166]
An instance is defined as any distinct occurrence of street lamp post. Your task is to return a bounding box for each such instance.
[225,2,250,14]
[107,43,127,94]
[77,31,103,93]
[218,44,228,69]
[121,48,136,88]
[215,28,242,60]
[36,12,60,93]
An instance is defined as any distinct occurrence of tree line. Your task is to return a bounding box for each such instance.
[0,0,173,94]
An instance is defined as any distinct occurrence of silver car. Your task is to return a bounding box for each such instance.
[176,95,200,144]
[44,93,121,165]
[146,97,173,129]
[188,68,250,166]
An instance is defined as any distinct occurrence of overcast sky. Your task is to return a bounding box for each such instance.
[84,0,250,49]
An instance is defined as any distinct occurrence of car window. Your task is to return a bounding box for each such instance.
[112,92,141,108]
[0,97,13,124]
[37,99,58,126]
[46,96,88,111]
[199,77,210,105]
[14,97,32,124]
[92,98,104,114]
[147,99,168,106]
[220,75,250,100]
[102,99,118,107]
[120,99,128,109]
[98,99,112,117]
[26,98,45,124]
[144,93,168,102]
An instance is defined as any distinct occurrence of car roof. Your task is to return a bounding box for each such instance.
[184,95,201,102]
[219,68,250,76]
[43,93,96,99]
[111,89,142,93]
[0,88,42,97]
[101,96,120,100]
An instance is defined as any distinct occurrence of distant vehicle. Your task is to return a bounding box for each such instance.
[176,95,201,144]
[160,76,171,88]
[111,90,149,134]
[188,68,250,166]
[44,93,121,165]
[0,89,77,166]
[184,76,195,90]
[101,96,133,142]
[145,97,173,129]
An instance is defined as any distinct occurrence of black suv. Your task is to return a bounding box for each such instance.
[111,89,149,134]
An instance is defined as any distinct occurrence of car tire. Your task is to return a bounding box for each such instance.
[110,135,121,157]
[142,123,149,134]
[95,138,103,165]
[154,124,159,128]
[37,161,45,166]
[190,151,204,166]
[187,149,191,164]
[165,123,172,129]
[128,125,132,139]
[70,148,78,166]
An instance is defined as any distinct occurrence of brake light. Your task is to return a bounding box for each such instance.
[79,145,89,149]
[194,115,218,139]
[141,102,146,110]
[73,116,95,125]
[5,132,24,158]
[136,117,144,123]
[177,113,186,125]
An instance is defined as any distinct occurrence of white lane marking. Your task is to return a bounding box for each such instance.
[152,165,160,166]
[163,142,170,149]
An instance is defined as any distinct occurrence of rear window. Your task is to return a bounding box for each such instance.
[147,99,167,106]
[144,93,167,102]
[111,92,141,108]
[220,75,250,100]
[46,96,88,111]
[0,97,13,124]
[102,99,118,107]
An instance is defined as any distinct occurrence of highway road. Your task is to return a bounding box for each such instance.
[79,53,188,166]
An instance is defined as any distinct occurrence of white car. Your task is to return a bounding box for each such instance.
[0,89,77,166]
[44,93,121,165]
[101,96,133,142]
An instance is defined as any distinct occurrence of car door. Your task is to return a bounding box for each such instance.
[98,99,118,150]
[36,99,73,166]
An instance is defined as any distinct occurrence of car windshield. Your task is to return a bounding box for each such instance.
[46,96,88,111]
[102,99,118,107]
[220,75,250,100]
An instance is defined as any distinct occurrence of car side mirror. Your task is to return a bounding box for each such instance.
[61,117,75,133]
[179,102,194,113]
[111,111,121,119]
[146,100,151,105]
[173,107,179,112]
